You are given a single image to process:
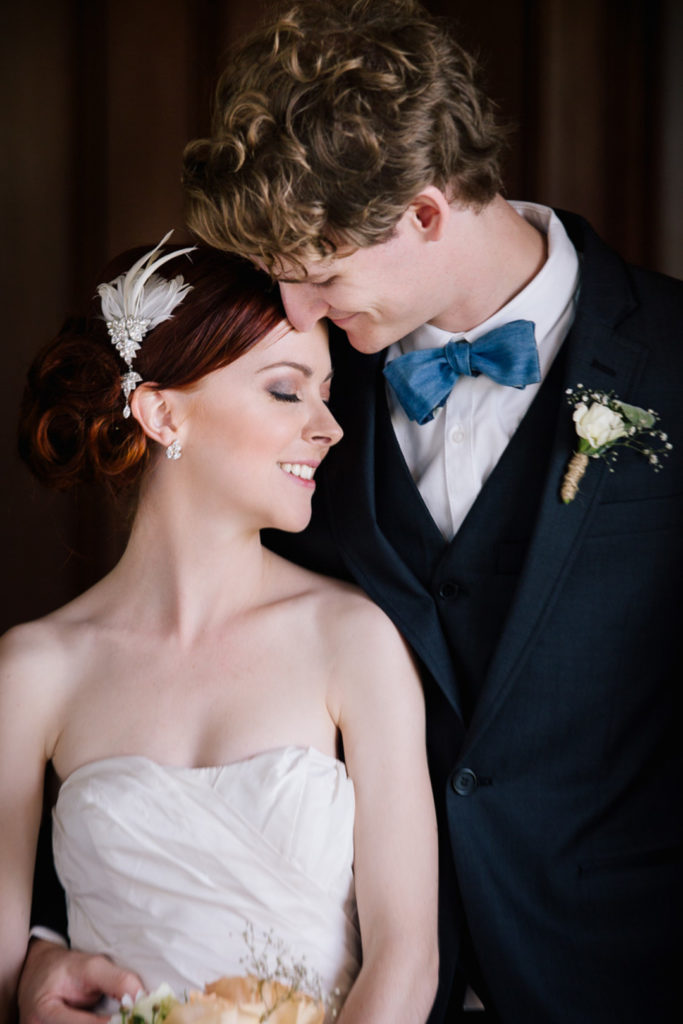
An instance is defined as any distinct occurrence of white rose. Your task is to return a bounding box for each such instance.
[111,984,178,1024]
[573,401,627,449]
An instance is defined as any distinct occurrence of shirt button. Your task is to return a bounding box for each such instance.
[452,768,478,796]
[437,580,460,600]
[449,424,465,444]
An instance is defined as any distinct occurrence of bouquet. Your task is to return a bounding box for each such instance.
[109,929,331,1024]
[111,977,325,1024]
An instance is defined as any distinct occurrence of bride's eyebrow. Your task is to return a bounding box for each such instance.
[257,361,313,377]
[257,362,334,382]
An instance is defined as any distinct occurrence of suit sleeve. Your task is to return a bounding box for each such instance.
[30,768,68,938]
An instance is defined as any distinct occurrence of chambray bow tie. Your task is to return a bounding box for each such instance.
[383,319,540,424]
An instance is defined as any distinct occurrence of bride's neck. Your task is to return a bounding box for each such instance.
[110,486,272,640]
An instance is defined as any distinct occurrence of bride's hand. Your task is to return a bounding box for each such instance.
[17,939,142,1024]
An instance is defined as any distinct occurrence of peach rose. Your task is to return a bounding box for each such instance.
[164,976,324,1024]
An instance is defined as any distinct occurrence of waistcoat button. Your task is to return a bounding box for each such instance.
[438,580,460,600]
[452,768,478,796]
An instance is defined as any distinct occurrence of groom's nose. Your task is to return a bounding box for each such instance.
[279,282,329,332]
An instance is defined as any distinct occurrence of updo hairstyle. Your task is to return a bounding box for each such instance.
[18,246,286,493]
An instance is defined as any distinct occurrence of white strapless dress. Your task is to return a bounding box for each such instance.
[53,747,361,1014]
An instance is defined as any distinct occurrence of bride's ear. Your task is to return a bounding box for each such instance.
[130,384,180,449]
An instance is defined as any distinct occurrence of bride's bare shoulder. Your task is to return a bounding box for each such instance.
[0,589,112,763]
[286,564,423,723]
[1,609,74,682]
[0,587,105,690]
[0,618,72,762]
[272,553,406,653]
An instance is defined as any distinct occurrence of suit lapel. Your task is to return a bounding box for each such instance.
[467,214,649,739]
[322,213,647,736]
[324,333,463,718]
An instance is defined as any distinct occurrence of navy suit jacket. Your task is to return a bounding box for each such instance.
[268,211,683,1022]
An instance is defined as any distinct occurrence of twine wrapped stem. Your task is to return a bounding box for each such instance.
[561,451,589,504]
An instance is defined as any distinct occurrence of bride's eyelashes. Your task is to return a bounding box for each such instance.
[268,388,301,403]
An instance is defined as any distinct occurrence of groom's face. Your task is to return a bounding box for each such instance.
[273,208,447,354]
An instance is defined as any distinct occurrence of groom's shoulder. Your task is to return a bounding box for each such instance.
[625,262,683,326]
[610,261,683,372]
[559,212,683,373]
[557,207,683,316]
[613,262,683,378]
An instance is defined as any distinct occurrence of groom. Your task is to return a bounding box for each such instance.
[20,0,683,1021]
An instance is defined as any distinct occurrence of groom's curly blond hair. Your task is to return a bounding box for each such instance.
[182,0,509,273]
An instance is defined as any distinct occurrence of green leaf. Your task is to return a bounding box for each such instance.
[577,437,601,455]
[614,400,655,429]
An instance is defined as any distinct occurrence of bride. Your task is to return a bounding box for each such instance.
[0,241,438,1023]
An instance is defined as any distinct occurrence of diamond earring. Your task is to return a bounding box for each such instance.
[166,439,182,460]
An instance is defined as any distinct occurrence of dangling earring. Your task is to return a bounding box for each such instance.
[166,439,182,460]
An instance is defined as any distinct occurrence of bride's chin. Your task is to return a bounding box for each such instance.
[266,508,313,535]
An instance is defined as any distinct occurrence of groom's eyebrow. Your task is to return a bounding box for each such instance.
[277,274,329,284]
[275,266,337,285]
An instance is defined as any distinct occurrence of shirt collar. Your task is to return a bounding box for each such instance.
[390,201,580,358]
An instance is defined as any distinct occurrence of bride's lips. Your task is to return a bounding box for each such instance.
[278,461,319,488]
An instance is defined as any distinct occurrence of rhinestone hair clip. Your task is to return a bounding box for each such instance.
[97,231,196,417]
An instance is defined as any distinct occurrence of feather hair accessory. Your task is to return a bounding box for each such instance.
[98,231,196,417]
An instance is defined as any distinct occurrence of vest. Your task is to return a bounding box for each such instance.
[374,348,567,719]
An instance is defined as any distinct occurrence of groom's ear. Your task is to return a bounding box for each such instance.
[130,384,180,449]
[408,186,450,241]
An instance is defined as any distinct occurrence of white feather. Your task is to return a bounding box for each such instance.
[96,231,196,414]
[98,232,195,325]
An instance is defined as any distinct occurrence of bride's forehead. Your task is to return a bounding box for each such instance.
[258,319,295,349]
[254,318,328,356]
[204,320,328,384]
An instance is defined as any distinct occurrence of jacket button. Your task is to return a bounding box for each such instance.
[452,768,478,796]
[438,580,460,600]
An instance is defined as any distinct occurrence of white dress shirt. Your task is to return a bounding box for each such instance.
[385,201,581,539]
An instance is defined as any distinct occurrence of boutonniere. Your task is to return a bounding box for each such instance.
[561,385,673,503]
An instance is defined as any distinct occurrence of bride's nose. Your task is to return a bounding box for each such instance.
[304,403,343,448]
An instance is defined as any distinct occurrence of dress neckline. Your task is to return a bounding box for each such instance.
[57,745,347,792]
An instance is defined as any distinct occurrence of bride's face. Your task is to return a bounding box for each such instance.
[174,319,342,533]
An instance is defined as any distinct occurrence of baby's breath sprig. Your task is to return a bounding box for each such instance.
[240,923,337,1019]
[561,385,672,503]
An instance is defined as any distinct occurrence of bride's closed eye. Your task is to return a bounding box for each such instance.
[268,388,301,403]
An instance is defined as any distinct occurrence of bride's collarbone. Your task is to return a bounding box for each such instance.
[52,620,338,779]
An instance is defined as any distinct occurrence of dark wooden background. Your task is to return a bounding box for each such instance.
[2,0,682,632]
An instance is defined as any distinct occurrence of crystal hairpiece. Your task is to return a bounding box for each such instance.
[97,231,196,417]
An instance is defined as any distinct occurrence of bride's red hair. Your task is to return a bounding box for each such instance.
[19,246,286,493]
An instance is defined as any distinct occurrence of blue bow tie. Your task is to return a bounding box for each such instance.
[383,319,540,424]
